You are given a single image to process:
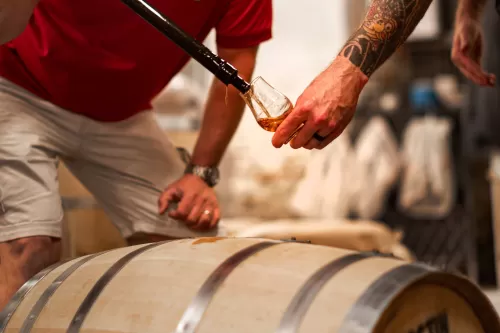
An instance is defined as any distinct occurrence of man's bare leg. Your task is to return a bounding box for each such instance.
[0,236,61,311]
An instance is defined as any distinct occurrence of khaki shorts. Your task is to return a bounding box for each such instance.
[0,78,219,242]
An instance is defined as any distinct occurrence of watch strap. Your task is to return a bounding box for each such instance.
[184,163,219,187]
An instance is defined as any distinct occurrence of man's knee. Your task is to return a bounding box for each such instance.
[0,236,61,279]
[0,236,61,311]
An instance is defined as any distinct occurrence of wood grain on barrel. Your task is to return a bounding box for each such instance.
[175,240,280,333]
[19,253,105,333]
[5,246,157,332]
[4,259,78,332]
[2,237,499,333]
[339,263,432,333]
[299,257,404,333]
[276,252,375,333]
[67,242,168,332]
[0,259,71,333]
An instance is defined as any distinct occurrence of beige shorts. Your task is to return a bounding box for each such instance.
[0,78,219,242]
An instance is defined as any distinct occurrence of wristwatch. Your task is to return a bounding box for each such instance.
[184,163,220,187]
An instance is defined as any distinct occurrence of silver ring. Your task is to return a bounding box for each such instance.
[203,209,211,216]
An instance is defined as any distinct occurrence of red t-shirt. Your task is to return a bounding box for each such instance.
[0,0,272,121]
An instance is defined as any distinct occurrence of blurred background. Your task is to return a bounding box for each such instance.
[59,0,500,292]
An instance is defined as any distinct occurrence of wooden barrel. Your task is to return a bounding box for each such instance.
[227,219,415,261]
[0,237,498,333]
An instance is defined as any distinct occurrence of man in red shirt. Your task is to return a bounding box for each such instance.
[0,0,272,309]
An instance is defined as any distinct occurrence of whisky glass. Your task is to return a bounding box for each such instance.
[241,76,301,143]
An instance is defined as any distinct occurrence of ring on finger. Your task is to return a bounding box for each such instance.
[313,132,327,142]
[203,209,212,217]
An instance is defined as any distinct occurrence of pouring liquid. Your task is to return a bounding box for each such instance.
[241,89,301,144]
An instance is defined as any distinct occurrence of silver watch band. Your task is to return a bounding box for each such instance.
[184,163,220,187]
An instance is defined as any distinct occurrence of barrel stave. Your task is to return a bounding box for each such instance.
[5,260,77,332]
[197,243,360,333]
[47,238,268,332]
[2,237,498,333]
[299,257,404,333]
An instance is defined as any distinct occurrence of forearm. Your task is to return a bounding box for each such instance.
[456,0,487,20]
[190,80,246,167]
[338,0,433,77]
[190,46,257,167]
[0,0,38,44]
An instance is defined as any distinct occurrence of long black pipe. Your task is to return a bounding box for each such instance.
[121,0,251,94]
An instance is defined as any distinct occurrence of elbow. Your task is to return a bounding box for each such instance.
[0,29,21,45]
[0,9,33,45]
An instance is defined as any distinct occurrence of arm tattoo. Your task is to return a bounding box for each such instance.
[339,0,433,77]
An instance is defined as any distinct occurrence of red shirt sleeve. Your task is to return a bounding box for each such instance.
[215,0,273,49]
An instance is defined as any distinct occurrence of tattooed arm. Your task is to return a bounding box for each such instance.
[341,0,433,77]
[272,0,435,150]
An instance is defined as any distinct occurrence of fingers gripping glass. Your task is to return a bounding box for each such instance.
[241,77,302,144]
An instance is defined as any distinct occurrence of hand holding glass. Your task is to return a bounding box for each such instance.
[240,76,302,144]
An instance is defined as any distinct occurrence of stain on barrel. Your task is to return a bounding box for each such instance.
[192,237,225,245]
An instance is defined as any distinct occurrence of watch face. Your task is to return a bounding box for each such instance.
[191,165,220,187]
[206,167,220,187]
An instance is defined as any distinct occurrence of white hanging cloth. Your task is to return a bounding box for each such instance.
[398,115,456,219]
[351,116,402,219]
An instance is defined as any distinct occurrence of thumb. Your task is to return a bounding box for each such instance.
[451,31,463,58]
[458,32,468,52]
